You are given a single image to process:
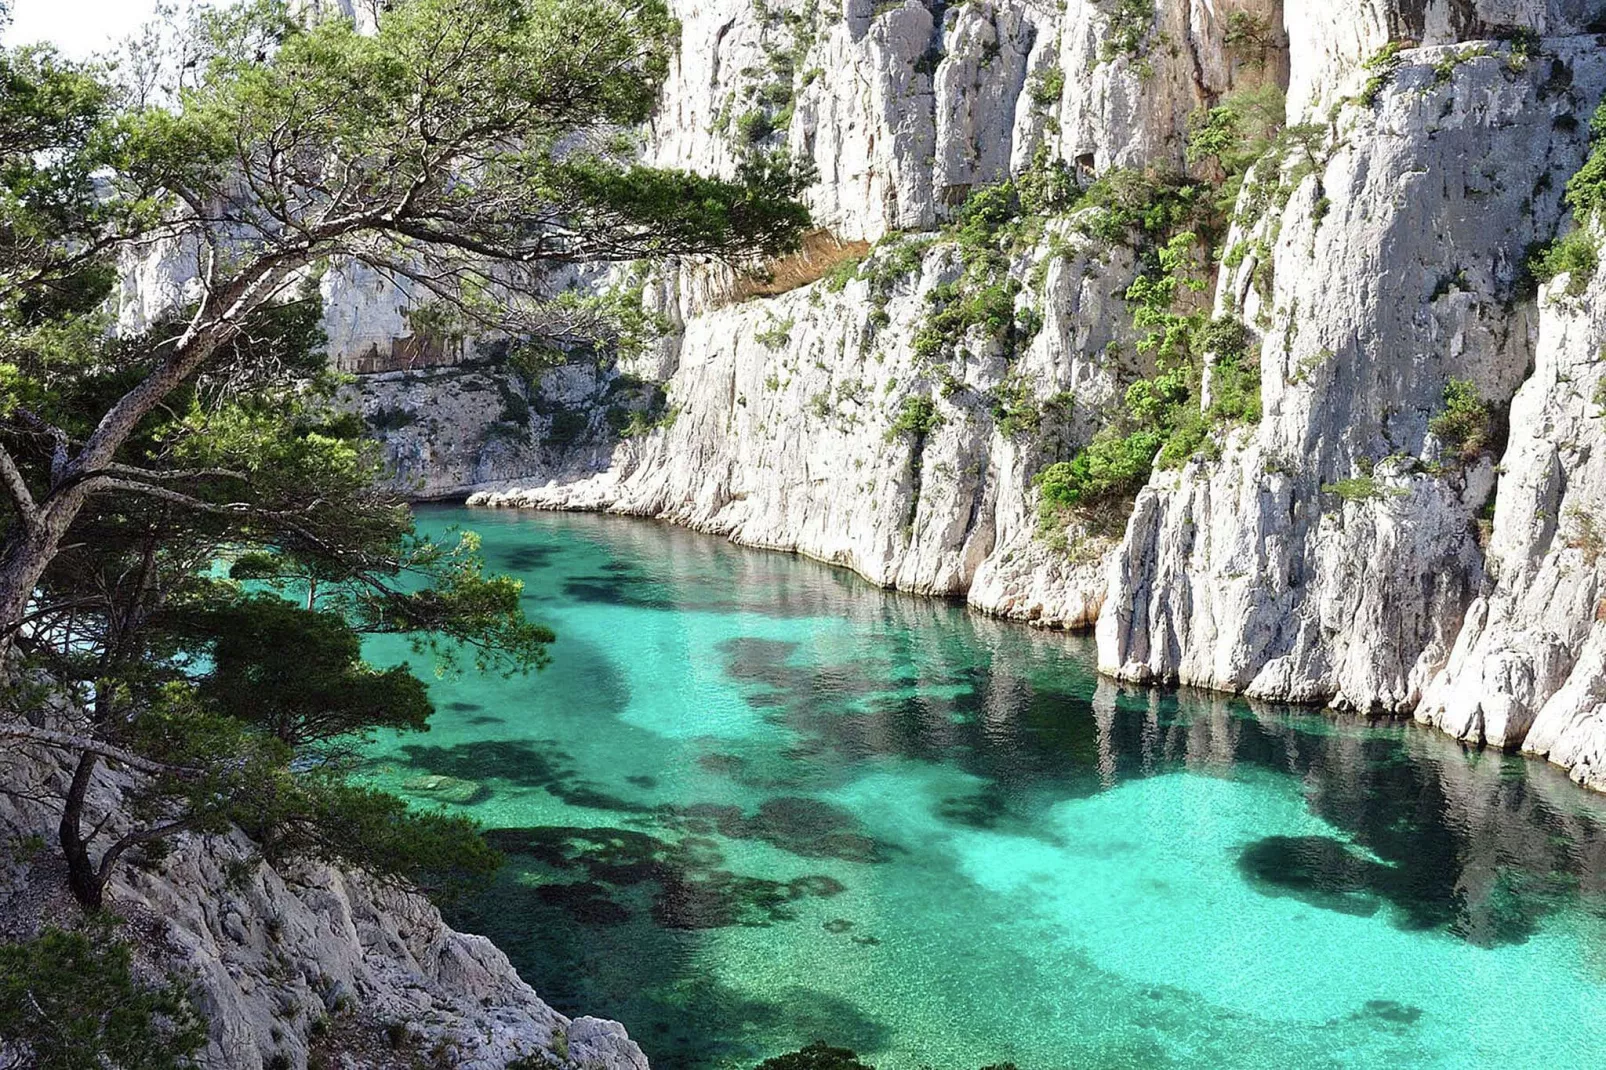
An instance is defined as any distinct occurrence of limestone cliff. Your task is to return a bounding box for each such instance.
[117,0,1606,790]
[0,743,649,1070]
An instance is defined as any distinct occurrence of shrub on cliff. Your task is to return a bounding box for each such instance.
[0,925,205,1070]
[1429,379,1493,461]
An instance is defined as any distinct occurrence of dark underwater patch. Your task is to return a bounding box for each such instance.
[1237,835,1387,918]
[487,543,560,572]
[1356,999,1423,1026]
[399,739,650,814]
[561,574,677,610]
[1237,834,1555,947]
[484,825,847,930]
[658,797,893,864]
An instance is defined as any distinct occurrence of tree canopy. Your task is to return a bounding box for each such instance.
[0,0,809,919]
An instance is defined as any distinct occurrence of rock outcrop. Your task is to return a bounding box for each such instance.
[472,219,1145,626]
[1418,222,1606,785]
[0,744,648,1070]
[1099,38,1606,711]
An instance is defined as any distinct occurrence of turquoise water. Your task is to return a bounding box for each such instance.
[361,506,1606,1069]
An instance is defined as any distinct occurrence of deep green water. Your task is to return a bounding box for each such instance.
[360,506,1606,1069]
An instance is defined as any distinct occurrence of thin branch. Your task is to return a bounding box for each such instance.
[0,724,195,777]
[0,445,40,528]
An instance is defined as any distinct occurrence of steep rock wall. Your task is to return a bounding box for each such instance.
[474,221,1145,628]
[644,0,1284,239]
[1418,223,1606,781]
[1099,38,1606,712]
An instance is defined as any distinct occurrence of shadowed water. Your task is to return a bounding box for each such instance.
[359,507,1606,1069]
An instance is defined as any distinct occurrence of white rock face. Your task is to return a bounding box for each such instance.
[0,745,648,1070]
[472,221,1143,625]
[1286,0,1606,119]
[1099,39,1606,713]
[108,0,1606,792]
[648,0,1284,239]
[1417,224,1606,779]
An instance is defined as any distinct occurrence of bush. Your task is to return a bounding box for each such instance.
[543,408,590,447]
[1321,476,1402,502]
[1099,0,1156,64]
[1036,429,1162,514]
[885,395,942,440]
[1428,378,1492,460]
[1029,64,1064,107]
[258,779,502,904]
[1567,103,1606,220]
[1529,229,1601,296]
[0,927,206,1070]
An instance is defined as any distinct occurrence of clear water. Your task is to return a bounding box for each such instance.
[359,506,1606,1070]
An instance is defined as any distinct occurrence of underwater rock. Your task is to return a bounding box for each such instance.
[402,773,487,805]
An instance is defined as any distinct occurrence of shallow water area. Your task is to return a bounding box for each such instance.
[359,506,1606,1069]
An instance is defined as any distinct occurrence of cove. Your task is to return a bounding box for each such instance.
[358,506,1606,1070]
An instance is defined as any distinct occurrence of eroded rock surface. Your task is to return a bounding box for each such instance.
[0,744,648,1070]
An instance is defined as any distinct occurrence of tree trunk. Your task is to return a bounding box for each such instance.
[59,750,106,911]
[0,517,68,650]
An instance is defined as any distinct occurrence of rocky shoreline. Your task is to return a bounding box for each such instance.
[0,744,650,1070]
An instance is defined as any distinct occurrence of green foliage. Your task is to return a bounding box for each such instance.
[754,316,794,349]
[1321,476,1401,503]
[1199,315,1261,424]
[1034,308,1259,539]
[885,395,942,440]
[823,256,863,292]
[1433,44,1489,84]
[715,0,820,155]
[1029,64,1065,107]
[1354,41,1406,108]
[170,595,434,748]
[258,777,502,903]
[1185,85,1287,216]
[1565,102,1606,222]
[0,925,205,1070]
[1428,378,1493,461]
[989,376,1061,438]
[913,278,1021,360]
[1098,0,1156,65]
[1016,144,1077,215]
[1502,26,1541,72]
[1529,230,1602,296]
[908,182,1035,361]
[755,1042,876,1070]
[1223,12,1275,66]
[542,407,589,446]
[1072,167,1211,247]
[1035,430,1161,514]
[606,376,678,438]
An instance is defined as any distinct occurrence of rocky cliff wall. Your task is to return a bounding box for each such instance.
[0,743,649,1070]
[115,0,1606,788]
[1418,220,1606,783]
[1099,38,1606,711]
[449,2,1606,788]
